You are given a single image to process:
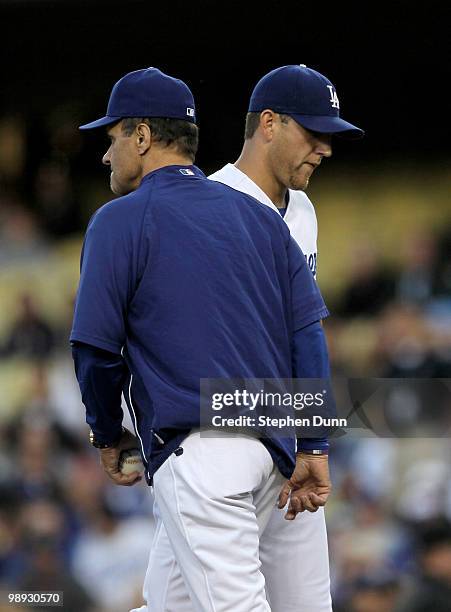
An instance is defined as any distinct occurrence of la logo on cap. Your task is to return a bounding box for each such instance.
[326,85,340,109]
[186,107,195,117]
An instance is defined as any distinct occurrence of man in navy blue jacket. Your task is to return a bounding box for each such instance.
[71,67,332,612]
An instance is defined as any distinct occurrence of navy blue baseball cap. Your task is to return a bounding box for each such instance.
[249,64,364,139]
[79,67,196,130]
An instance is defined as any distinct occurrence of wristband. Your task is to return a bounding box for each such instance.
[298,448,329,456]
[89,426,124,449]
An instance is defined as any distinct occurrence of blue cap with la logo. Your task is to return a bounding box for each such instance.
[248,64,364,139]
[79,67,196,130]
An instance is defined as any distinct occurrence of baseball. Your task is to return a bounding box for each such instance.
[119,448,144,475]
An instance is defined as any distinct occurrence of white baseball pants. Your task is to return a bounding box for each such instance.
[131,430,332,612]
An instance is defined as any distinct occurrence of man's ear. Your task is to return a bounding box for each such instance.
[259,110,276,142]
[136,122,152,155]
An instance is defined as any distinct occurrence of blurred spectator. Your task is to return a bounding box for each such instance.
[335,570,401,612]
[397,518,451,612]
[330,490,404,595]
[2,294,54,360]
[0,202,48,264]
[34,159,81,237]
[348,439,396,501]
[337,241,395,317]
[71,501,154,612]
[395,230,438,306]
[325,318,378,375]
[2,372,86,501]
[375,303,451,377]
[16,499,94,612]
[395,458,450,523]
[14,419,63,501]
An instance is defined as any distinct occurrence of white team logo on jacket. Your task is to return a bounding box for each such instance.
[326,85,340,109]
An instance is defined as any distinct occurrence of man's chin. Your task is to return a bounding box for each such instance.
[294,170,314,191]
[110,173,137,196]
[110,179,127,196]
[109,172,121,195]
[289,178,309,192]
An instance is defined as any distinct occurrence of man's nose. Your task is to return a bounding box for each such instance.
[102,148,111,166]
[317,135,332,158]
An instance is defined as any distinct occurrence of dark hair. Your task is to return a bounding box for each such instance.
[418,518,451,553]
[244,111,290,139]
[121,117,198,161]
[244,112,261,139]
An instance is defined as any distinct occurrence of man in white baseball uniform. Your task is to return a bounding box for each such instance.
[210,63,363,611]
[142,65,363,611]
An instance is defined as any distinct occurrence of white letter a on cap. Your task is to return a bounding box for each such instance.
[327,85,340,109]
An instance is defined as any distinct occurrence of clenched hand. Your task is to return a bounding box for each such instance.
[99,427,143,486]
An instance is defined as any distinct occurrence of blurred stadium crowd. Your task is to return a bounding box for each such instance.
[1,113,451,611]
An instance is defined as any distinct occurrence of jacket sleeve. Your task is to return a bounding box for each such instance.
[292,320,334,453]
[71,340,127,445]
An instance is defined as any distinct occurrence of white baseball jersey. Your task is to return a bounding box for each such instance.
[209,163,318,276]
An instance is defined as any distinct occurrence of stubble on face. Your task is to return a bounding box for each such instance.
[287,162,315,191]
[268,122,314,193]
[269,140,313,193]
[271,117,332,193]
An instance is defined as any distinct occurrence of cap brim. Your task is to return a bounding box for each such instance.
[290,114,364,140]
[79,116,122,130]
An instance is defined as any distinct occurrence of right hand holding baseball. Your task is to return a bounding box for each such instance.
[99,427,143,486]
[277,452,331,520]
